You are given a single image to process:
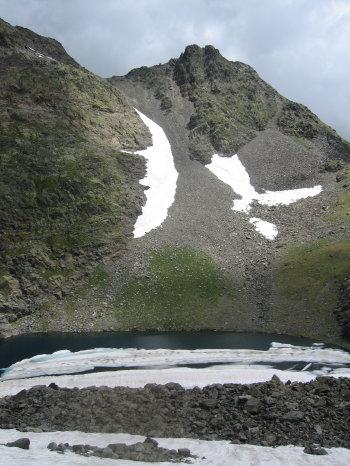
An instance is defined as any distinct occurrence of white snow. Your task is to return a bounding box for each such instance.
[2,343,350,381]
[249,217,278,240]
[0,366,315,397]
[130,110,178,238]
[206,154,322,239]
[1,429,349,466]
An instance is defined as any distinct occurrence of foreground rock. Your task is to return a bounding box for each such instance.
[47,437,194,462]
[1,377,349,449]
[5,437,30,449]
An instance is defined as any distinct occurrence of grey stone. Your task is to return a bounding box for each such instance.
[178,447,191,457]
[304,445,328,455]
[283,410,304,421]
[6,438,30,449]
[244,397,261,414]
[47,442,58,451]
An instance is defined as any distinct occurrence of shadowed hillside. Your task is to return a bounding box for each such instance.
[0,19,151,336]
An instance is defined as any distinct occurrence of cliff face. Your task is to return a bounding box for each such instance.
[1,21,349,345]
[0,19,151,336]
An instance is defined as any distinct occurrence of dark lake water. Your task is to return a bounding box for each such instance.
[0,331,324,369]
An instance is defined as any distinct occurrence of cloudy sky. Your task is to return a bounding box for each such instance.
[1,0,349,140]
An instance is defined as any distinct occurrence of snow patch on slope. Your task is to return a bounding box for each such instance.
[206,154,322,239]
[250,217,278,240]
[131,110,178,238]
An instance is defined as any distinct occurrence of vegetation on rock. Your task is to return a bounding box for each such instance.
[0,18,151,328]
[111,45,279,163]
[272,240,350,339]
[278,101,350,160]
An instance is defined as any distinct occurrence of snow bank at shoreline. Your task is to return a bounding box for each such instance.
[0,366,317,397]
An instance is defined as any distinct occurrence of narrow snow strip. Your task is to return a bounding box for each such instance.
[250,217,278,240]
[2,364,350,398]
[131,110,178,238]
[258,186,323,206]
[1,429,349,466]
[206,154,322,239]
[206,154,256,213]
[2,344,349,380]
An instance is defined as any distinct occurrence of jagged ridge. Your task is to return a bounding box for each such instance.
[111,44,350,164]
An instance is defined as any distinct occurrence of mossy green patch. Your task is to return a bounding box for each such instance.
[324,165,350,223]
[86,265,110,288]
[272,240,350,338]
[38,268,72,280]
[112,247,238,330]
[326,191,350,223]
[291,136,312,150]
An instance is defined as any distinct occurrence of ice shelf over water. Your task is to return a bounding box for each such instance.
[131,110,178,238]
[1,343,350,382]
[206,154,322,239]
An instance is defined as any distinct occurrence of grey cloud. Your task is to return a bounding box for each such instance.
[0,0,349,139]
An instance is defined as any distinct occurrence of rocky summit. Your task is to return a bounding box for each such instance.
[0,21,350,345]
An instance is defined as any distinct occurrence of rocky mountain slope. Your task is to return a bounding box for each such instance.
[1,20,349,345]
[107,45,350,344]
[0,19,151,336]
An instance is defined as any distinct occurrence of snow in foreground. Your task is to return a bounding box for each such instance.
[1,429,349,466]
[131,110,178,238]
[206,154,322,240]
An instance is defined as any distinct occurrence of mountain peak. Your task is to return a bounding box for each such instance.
[181,44,220,60]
